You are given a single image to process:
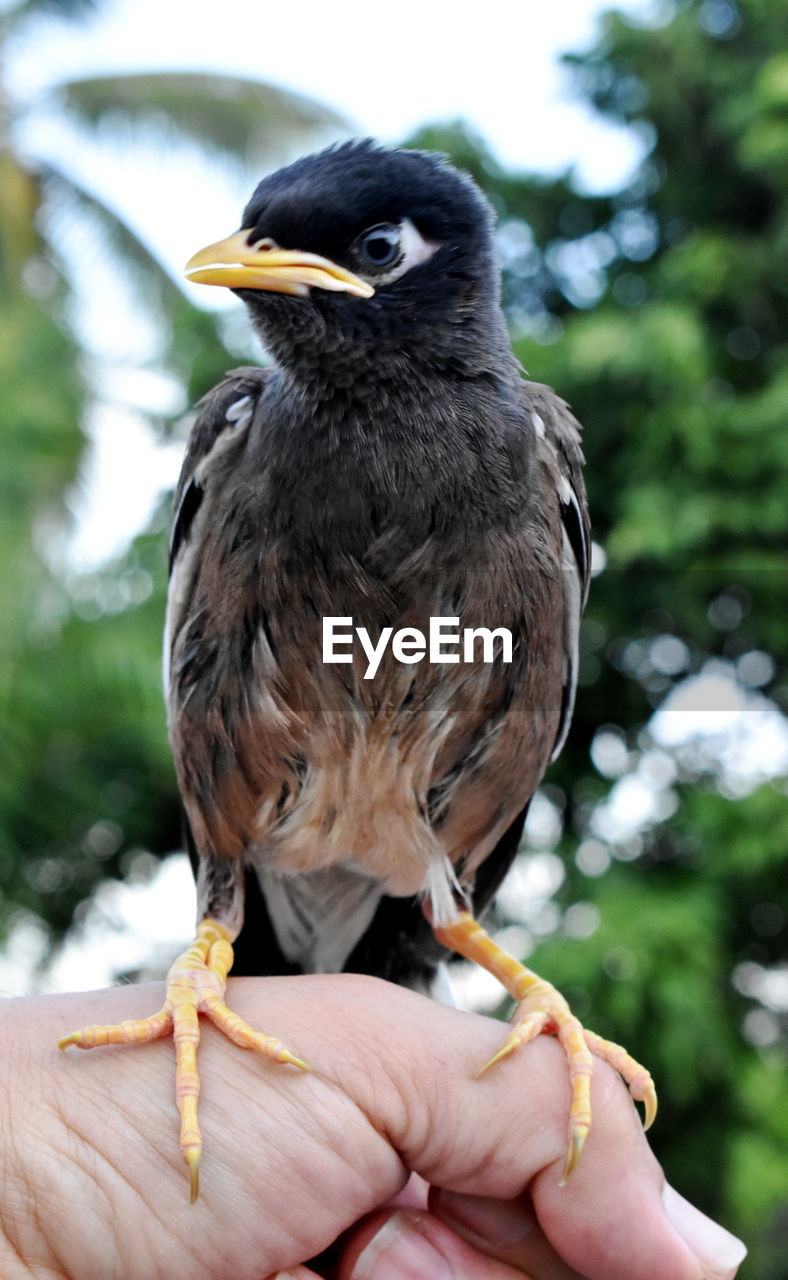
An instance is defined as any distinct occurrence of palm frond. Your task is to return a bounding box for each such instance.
[2,0,101,29]
[40,160,183,305]
[55,72,348,165]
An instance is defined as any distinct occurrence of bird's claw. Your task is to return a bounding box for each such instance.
[58,917,308,1200]
[433,910,656,1183]
[482,1005,657,1182]
[560,1130,585,1186]
[475,1011,549,1078]
[187,1148,200,1204]
[582,1026,658,1134]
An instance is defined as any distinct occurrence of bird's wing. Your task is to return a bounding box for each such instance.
[521,381,591,762]
[164,366,271,699]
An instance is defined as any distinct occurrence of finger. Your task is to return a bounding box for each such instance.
[386,1171,430,1211]
[430,1189,581,1279]
[301,1175,432,1279]
[268,1269,322,1279]
[219,977,744,1280]
[431,1181,746,1280]
[293,979,743,1280]
[338,1209,535,1280]
[37,976,746,1280]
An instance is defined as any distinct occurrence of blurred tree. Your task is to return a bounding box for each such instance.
[0,0,345,938]
[409,2,788,1273]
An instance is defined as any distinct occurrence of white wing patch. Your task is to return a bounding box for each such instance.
[224,395,254,426]
[558,481,589,591]
[194,396,255,486]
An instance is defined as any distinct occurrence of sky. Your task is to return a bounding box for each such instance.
[8,0,656,184]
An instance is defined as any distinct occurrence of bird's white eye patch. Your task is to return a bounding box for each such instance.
[354,217,441,286]
[397,217,441,272]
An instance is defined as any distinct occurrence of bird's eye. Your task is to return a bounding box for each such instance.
[357,224,401,268]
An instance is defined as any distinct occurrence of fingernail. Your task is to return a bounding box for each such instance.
[663,1185,747,1278]
[351,1211,454,1280]
[432,1188,537,1246]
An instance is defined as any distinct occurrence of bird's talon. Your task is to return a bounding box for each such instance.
[435,911,656,1181]
[477,1010,548,1079]
[559,1130,586,1186]
[281,1051,310,1072]
[186,1151,200,1204]
[181,1150,200,1204]
[58,918,306,1199]
[642,1088,658,1131]
[476,1036,517,1078]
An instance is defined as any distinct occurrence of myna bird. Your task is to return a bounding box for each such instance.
[60,140,655,1200]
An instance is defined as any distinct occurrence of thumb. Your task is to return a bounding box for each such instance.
[339,1209,536,1280]
[430,1185,747,1280]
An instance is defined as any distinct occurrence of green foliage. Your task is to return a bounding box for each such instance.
[0,533,178,937]
[0,180,83,642]
[411,5,788,1270]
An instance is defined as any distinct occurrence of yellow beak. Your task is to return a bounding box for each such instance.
[184,229,374,299]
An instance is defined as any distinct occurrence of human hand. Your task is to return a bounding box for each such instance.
[1,975,746,1279]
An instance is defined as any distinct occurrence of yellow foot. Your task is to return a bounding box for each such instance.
[433,910,657,1183]
[59,918,308,1201]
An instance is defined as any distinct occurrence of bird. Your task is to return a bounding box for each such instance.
[59,139,655,1201]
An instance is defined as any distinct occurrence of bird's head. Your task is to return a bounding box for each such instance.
[185,140,504,384]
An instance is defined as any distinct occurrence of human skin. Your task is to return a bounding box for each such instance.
[0,975,745,1280]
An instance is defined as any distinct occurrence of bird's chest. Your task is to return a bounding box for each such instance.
[260,378,519,548]
[170,391,561,898]
[254,420,536,707]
